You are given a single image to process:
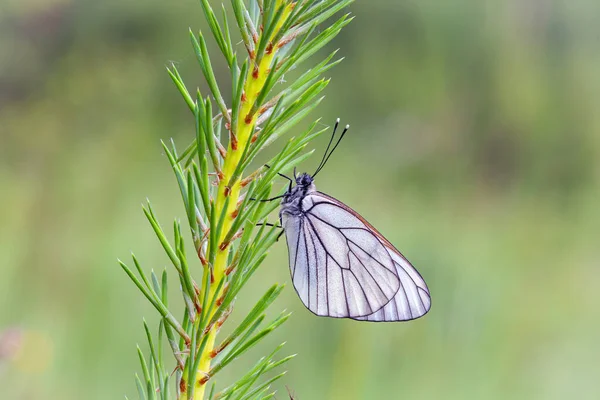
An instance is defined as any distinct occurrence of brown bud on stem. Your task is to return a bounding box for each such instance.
[229,133,238,150]
[198,374,210,386]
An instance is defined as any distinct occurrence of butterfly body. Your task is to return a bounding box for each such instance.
[275,121,431,322]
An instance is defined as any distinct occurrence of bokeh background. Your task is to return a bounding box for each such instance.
[2,0,599,399]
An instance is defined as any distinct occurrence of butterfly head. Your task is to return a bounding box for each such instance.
[281,173,315,211]
[295,172,314,188]
[287,172,315,198]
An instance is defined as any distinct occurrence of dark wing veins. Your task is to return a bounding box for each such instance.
[305,216,394,315]
[305,211,398,277]
[305,196,430,320]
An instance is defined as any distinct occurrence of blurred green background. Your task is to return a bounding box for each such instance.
[2,0,599,399]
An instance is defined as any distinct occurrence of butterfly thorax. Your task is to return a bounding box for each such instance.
[280,173,316,217]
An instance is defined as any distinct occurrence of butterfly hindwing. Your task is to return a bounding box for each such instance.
[313,192,431,321]
[353,250,431,321]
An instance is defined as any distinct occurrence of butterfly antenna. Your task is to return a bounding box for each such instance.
[313,118,340,177]
[313,121,349,178]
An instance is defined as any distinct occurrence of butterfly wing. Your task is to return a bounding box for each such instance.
[282,193,402,318]
[308,192,431,322]
[353,249,431,321]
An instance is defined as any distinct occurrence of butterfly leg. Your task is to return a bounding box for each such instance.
[255,221,285,242]
[256,222,282,228]
[264,164,293,192]
[250,194,285,202]
[250,167,287,202]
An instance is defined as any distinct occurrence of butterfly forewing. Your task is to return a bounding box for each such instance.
[283,191,431,321]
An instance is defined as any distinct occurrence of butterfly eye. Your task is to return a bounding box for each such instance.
[298,174,312,186]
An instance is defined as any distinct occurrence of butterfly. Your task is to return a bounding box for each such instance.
[265,119,431,322]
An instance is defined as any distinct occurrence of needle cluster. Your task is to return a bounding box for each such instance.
[119,1,353,399]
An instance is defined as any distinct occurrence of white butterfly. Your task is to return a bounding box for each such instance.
[275,120,431,322]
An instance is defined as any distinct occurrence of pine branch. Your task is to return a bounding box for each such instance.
[120,1,354,399]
